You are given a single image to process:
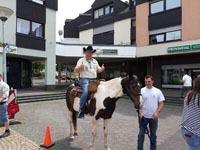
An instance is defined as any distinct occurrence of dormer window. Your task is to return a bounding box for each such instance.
[32,0,44,5]
[94,5,114,19]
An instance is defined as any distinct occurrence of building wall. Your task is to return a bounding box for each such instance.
[136,2,149,47]
[182,0,200,41]
[45,8,56,87]
[114,18,131,45]
[62,38,80,44]
[79,29,93,44]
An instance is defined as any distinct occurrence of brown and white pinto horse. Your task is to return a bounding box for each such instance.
[66,75,141,150]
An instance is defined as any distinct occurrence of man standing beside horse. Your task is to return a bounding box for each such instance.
[137,75,165,150]
[0,73,10,138]
[75,45,104,118]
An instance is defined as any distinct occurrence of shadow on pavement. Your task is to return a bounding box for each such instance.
[47,137,84,150]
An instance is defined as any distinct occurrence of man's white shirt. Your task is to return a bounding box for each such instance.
[182,74,192,87]
[141,86,165,119]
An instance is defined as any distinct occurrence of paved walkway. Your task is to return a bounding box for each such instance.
[0,128,39,150]
[9,99,187,150]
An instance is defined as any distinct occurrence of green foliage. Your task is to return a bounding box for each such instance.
[32,62,45,78]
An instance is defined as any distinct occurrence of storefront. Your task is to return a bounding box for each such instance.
[149,43,200,89]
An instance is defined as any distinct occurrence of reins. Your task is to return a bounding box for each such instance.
[136,109,153,144]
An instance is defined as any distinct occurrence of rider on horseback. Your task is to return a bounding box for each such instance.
[75,45,105,118]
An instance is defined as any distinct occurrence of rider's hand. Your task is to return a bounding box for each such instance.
[79,62,84,70]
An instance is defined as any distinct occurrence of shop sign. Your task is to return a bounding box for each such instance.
[0,44,17,54]
[168,45,191,53]
[102,49,118,55]
[168,44,200,53]
[192,44,200,50]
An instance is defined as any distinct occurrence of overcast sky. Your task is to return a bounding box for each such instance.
[56,0,127,41]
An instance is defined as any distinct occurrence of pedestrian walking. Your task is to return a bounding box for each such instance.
[0,73,10,138]
[180,75,200,150]
[137,75,165,150]
[180,71,192,98]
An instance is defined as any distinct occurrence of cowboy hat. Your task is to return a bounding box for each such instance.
[83,45,96,53]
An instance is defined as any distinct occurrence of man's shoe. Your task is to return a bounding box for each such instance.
[0,130,10,138]
[78,111,85,119]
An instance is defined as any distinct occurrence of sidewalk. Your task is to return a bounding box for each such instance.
[0,127,40,150]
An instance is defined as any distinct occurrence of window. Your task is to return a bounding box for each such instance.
[150,0,181,14]
[98,8,104,17]
[131,19,136,27]
[32,22,43,37]
[150,30,181,44]
[17,18,30,35]
[166,0,181,10]
[166,30,181,41]
[94,10,99,19]
[32,0,44,5]
[150,34,164,44]
[17,18,44,38]
[105,6,110,15]
[110,6,114,13]
[150,0,164,14]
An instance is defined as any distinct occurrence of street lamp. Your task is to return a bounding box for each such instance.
[0,6,13,83]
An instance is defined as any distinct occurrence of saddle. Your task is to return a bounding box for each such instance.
[70,79,104,115]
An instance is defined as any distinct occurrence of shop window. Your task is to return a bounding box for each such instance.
[166,30,181,41]
[150,34,164,44]
[166,0,181,10]
[162,69,182,85]
[150,0,164,14]
[17,18,30,35]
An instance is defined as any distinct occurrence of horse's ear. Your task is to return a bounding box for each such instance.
[128,74,133,79]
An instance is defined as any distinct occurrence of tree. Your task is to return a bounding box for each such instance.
[32,62,45,74]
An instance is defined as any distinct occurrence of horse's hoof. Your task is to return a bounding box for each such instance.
[104,145,111,150]
[90,145,95,150]
[69,135,74,140]
[74,132,78,136]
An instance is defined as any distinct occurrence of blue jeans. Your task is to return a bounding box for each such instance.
[79,78,95,112]
[181,127,200,150]
[137,117,158,150]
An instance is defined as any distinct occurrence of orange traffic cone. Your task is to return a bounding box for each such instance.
[40,125,55,148]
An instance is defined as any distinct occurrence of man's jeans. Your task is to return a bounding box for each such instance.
[137,117,158,150]
[181,127,200,150]
[181,86,192,97]
[79,78,95,112]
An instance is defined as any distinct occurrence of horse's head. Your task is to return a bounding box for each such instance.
[121,74,142,110]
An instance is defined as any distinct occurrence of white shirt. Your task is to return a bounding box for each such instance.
[182,74,192,87]
[75,57,101,78]
[141,86,165,119]
[0,80,10,102]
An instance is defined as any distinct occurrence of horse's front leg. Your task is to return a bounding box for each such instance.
[90,117,99,150]
[104,119,111,150]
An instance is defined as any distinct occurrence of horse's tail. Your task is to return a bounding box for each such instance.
[66,84,74,112]
[72,109,77,128]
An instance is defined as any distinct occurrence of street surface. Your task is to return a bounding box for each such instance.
[9,99,187,150]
